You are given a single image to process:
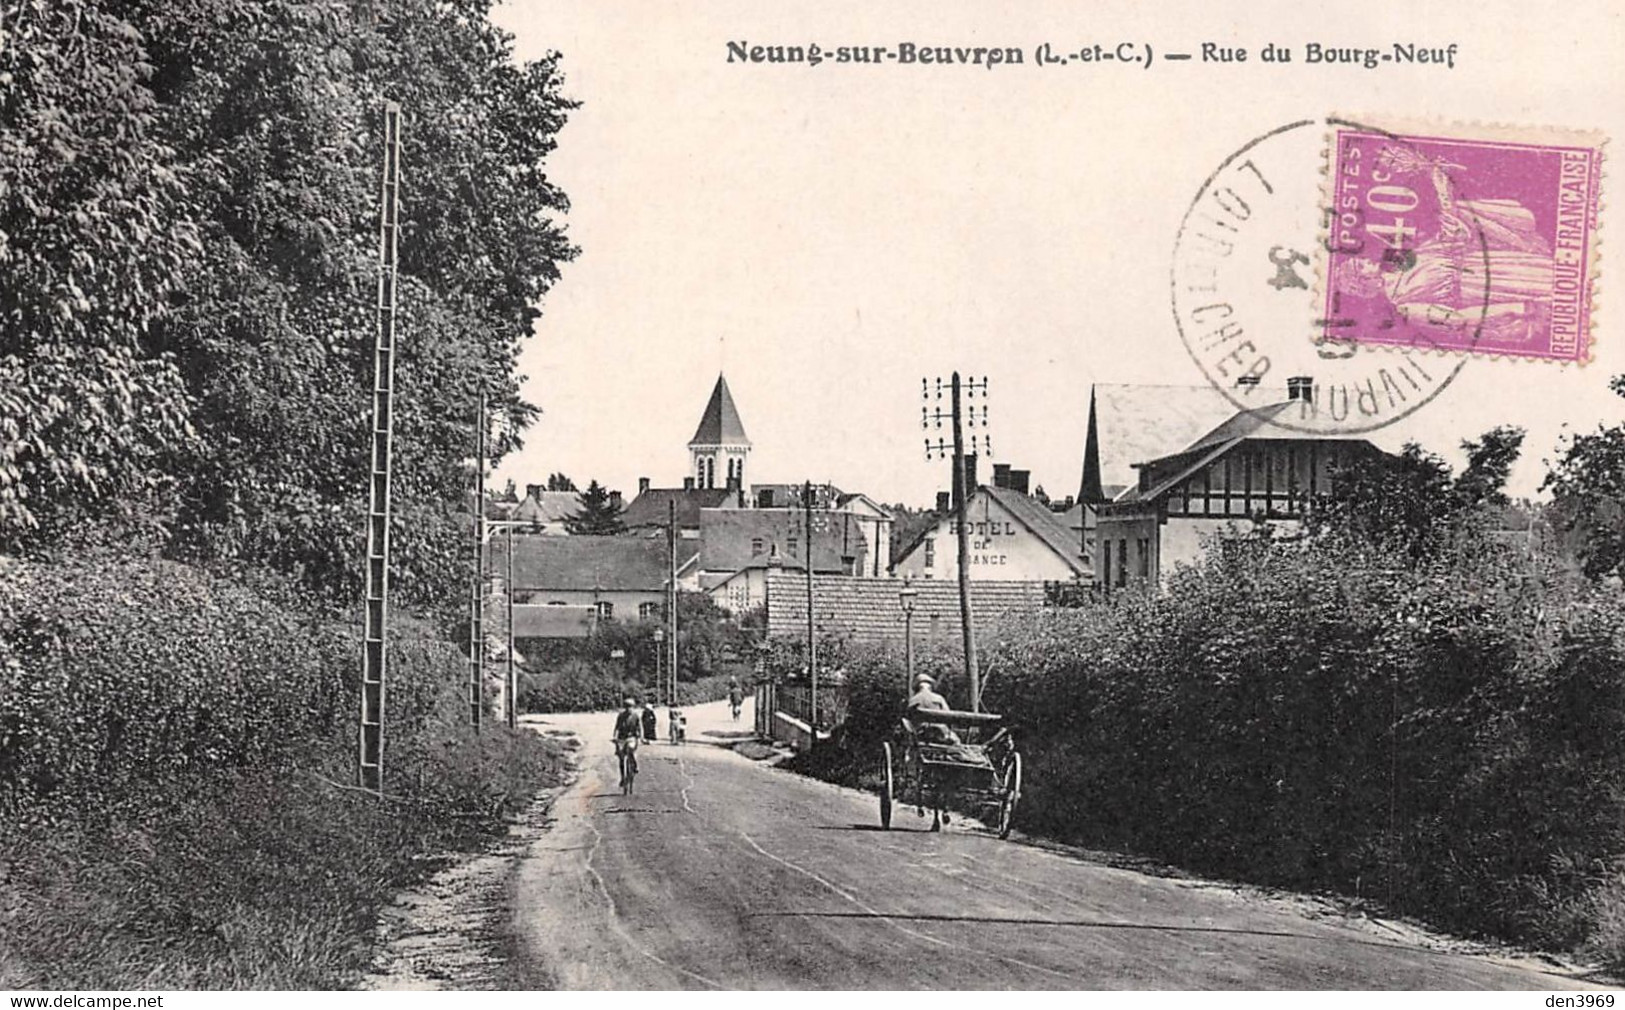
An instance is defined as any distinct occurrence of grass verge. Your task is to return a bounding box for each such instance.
[0,723,567,989]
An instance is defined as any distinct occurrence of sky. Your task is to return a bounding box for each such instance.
[487,0,1624,507]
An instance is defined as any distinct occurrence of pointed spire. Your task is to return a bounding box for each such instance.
[1079,385,1106,504]
[688,374,749,447]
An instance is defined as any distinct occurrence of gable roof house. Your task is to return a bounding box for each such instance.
[510,485,586,534]
[893,470,1091,584]
[699,508,869,613]
[499,535,700,623]
[621,482,742,538]
[1093,378,1386,589]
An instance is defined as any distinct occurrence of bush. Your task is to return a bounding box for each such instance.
[0,548,569,987]
[517,661,740,713]
[1,552,342,820]
[519,659,640,713]
[517,592,756,684]
[783,532,1625,960]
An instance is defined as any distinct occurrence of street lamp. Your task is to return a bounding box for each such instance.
[899,578,917,696]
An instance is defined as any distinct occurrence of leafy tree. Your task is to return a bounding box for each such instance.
[564,480,625,535]
[1,0,579,616]
[546,472,577,492]
[1544,375,1625,581]
[0,0,201,545]
[887,503,941,566]
[1314,430,1524,559]
[1454,426,1526,511]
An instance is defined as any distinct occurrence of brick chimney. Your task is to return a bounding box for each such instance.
[992,463,1012,489]
[608,490,623,510]
[1010,469,1031,495]
[936,491,951,514]
[1287,375,1314,402]
[683,476,695,490]
[963,453,979,493]
[638,476,650,496]
[525,483,543,501]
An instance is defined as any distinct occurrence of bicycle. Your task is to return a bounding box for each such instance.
[615,737,638,795]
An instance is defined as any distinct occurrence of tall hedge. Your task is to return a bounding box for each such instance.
[808,533,1625,952]
[0,550,462,822]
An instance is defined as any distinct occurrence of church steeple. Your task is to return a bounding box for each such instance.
[688,374,751,490]
[1078,385,1106,504]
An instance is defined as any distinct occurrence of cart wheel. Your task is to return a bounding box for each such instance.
[997,752,1022,840]
[879,742,894,829]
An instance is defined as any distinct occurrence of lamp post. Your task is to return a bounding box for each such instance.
[899,578,917,696]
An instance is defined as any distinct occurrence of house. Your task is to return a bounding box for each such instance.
[699,508,869,613]
[510,484,587,534]
[500,536,700,621]
[892,469,1091,583]
[621,480,742,538]
[1094,378,1384,587]
[749,482,895,578]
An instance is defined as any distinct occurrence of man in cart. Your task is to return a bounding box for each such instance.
[905,673,959,744]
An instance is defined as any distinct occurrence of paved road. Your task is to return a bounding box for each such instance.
[509,700,1597,990]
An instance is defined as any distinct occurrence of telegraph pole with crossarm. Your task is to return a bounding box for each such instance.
[923,373,990,712]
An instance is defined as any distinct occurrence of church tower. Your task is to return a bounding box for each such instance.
[688,374,751,490]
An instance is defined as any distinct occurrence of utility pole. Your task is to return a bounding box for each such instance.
[468,391,486,731]
[668,499,678,705]
[804,479,817,730]
[358,100,402,794]
[505,525,516,731]
[924,374,990,711]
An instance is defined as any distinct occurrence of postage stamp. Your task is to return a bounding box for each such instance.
[1171,117,1606,438]
[1321,122,1604,363]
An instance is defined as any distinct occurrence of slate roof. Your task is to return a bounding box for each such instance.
[689,374,750,447]
[1110,399,1381,506]
[699,508,867,574]
[500,536,700,592]
[893,486,1090,577]
[512,490,581,525]
[621,487,737,529]
[982,486,1091,576]
[1088,384,1288,495]
[750,482,841,509]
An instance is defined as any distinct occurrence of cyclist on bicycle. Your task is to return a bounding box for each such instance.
[613,696,641,775]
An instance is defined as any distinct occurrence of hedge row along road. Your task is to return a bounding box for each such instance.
[505,700,1600,990]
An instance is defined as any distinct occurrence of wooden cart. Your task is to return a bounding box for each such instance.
[879,708,1021,838]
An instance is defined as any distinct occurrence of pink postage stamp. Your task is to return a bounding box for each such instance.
[1321,123,1603,362]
